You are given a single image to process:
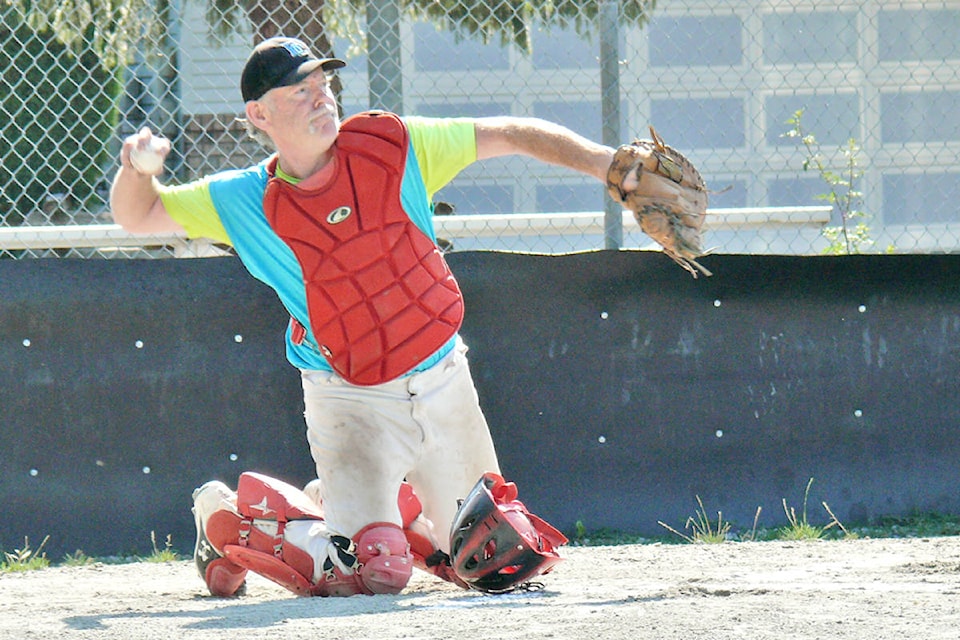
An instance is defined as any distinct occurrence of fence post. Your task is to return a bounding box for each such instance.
[160,0,185,178]
[366,0,403,112]
[599,0,622,249]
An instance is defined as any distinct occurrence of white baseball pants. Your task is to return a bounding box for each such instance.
[300,337,500,552]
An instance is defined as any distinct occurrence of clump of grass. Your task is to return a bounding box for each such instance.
[573,520,588,543]
[1,536,51,572]
[655,481,859,544]
[823,502,856,539]
[778,478,854,540]
[575,507,957,547]
[658,495,731,543]
[738,506,764,542]
[62,549,96,567]
[144,531,180,563]
[779,478,823,540]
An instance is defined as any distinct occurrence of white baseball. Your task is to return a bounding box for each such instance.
[130,136,167,175]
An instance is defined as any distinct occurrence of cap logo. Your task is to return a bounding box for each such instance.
[326,206,352,225]
[282,40,311,59]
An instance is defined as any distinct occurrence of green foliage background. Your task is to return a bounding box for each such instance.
[1,0,655,223]
[206,0,656,53]
[0,8,120,222]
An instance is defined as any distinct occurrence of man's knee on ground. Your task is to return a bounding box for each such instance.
[354,523,414,594]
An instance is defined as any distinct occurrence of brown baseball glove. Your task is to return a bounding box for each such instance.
[607,127,711,277]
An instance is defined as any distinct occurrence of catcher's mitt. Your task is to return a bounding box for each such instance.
[607,126,711,277]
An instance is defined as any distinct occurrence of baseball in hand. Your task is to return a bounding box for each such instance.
[130,135,168,175]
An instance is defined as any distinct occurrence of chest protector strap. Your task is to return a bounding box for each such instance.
[264,112,464,386]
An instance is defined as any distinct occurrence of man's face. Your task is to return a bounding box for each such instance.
[261,69,340,150]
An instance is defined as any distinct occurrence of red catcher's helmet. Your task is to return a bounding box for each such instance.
[448,473,568,593]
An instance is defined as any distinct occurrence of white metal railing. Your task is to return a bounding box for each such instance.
[434,206,831,239]
[0,206,831,255]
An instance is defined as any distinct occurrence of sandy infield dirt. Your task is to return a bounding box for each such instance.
[2,536,960,640]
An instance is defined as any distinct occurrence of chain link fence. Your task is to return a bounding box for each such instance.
[2,0,959,259]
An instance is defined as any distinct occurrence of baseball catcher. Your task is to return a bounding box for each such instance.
[114,36,633,600]
[607,126,711,277]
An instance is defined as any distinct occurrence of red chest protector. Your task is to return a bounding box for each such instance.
[263,111,464,386]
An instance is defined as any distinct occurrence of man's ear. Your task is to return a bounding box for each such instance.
[245,100,269,128]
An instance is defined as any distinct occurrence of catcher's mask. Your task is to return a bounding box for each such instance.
[449,472,568,593]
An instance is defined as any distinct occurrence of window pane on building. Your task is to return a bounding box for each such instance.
[881,91,960,144]
[878,9,960,62]
[649,15,743,67]
[531,25,602,70]
[763,11,857,65]
[883,173,960,225]
[651,97,745,149]
[413,22,510,71]
[768,176,831,210]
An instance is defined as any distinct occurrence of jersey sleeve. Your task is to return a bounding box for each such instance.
[404,117,477,198]
[158,179,232,245]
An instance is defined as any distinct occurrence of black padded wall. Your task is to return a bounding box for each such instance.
[454,251,960,537]
[0,258,311,558]
[1,252,958,557]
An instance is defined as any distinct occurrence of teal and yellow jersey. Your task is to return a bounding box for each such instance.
[158,115,477,372]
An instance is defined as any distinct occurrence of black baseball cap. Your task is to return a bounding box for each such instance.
[241,37,346,102]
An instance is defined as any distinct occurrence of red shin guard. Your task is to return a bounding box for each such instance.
[202,557,248,598]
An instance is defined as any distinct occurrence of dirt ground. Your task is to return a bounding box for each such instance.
[2,536,960,640]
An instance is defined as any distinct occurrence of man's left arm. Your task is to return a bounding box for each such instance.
[473,117,614,183]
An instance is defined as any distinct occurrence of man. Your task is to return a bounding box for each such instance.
[111,36,615,597]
